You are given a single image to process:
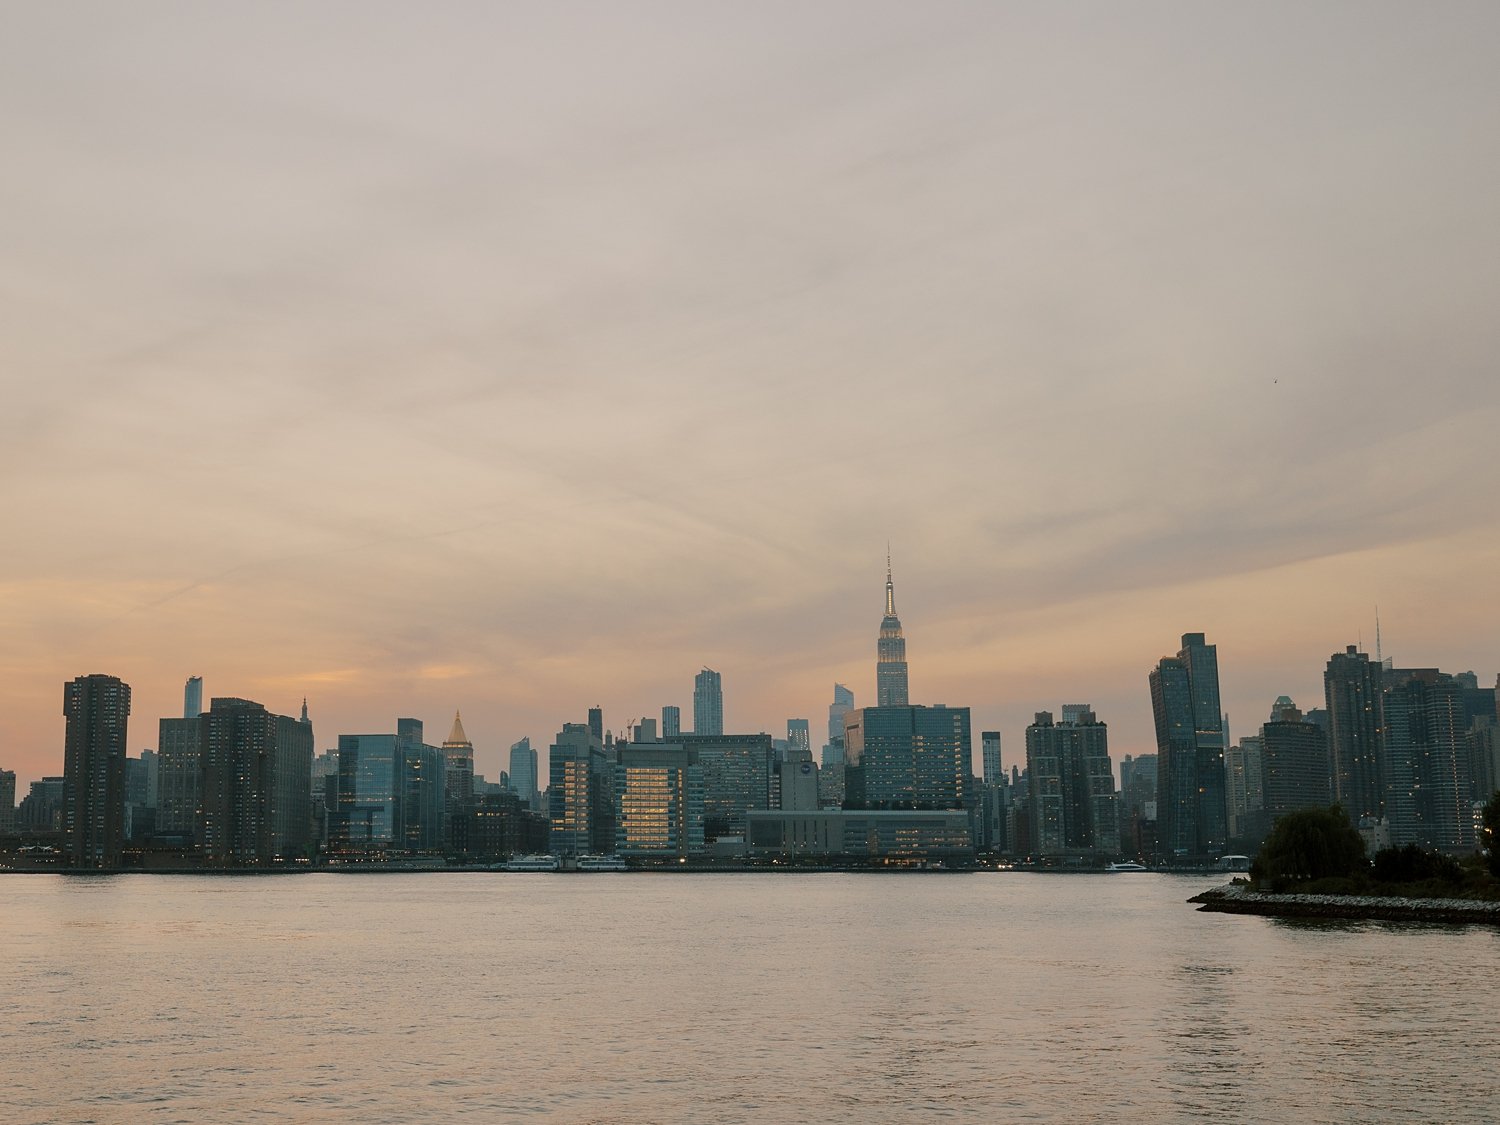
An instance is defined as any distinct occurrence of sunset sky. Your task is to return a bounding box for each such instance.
[3,3,1498,788]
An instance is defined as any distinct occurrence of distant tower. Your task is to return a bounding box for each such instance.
[509,737,539,809]
[787,719,810,755]
[587,706,604,744]
[62,674,131,869]
[876,553,909,706]
[693,669,724,736]
[184,676,203,719]
[443,711,475,826]
[662,705,682,739]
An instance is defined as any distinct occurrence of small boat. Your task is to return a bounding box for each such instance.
[504,854,561,872]
[576,854,629,872]
[1105,861,1149,872]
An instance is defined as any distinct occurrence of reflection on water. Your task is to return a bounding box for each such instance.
[2,872,1497,1123]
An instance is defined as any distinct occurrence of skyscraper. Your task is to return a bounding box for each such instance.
[1382,668,1473,851]
[201,696,312,865]
[1149,632,1227,861]
[1324,646,1386,824]
[549,722,614,857]
[661,705,681,739]
[443,711,475,834]
[787,718,810,755]
[876,556,909,707]
[981,732,1003,785]
[1024,708,1118,857]
[158,714,203,838]
[62,674,131,869]
[843,705,969,810]
[693,668,724,736]
[509,736,539,809]
[1260,697,1331,822]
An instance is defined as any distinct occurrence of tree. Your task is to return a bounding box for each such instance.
[1483,792,1500,879]
[1251,805,1366,891]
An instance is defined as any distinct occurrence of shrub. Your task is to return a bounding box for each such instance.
[1372,843,1462,886]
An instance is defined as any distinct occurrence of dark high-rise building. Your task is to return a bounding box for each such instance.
[1324,646,1385,824]
[787,718,810,756]
[844,705,969,811]
[1024,708,1118,857]
[334,719,444,852]
[0,769,15,833]
[1260,698,1332,821]
[1149,633,1227,862]
[18,777,65,832]
[201,697,313,865]
[62,674,131,869]
[157,715,203,838]
[693,669,724,736]
[876,557,909,707]
[1382,669,1473,852]
[549,722,614,857]
[397,719,446,851]
[587,706,604,744]
[680,732,773,840]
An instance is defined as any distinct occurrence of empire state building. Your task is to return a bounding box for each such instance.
[876,557,909,706]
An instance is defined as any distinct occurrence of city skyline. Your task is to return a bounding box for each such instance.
[4,5,1500,786]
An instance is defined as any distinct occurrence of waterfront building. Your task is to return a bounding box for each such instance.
[1224,736,1266,842]
[1382,668,1473,852]
[18,777,64,832]
[1260,698,1331,822]
[1323,646,1386,824]
[548,722,614,857]
[1149,632,1228,861]
[876,557,909,706]
[745,808,972,861]
[467,791,549,858]
[123,753,156,841]
[397,719,446,851]
[844,704,969,811]
[201,697,313,865]
[509,737,539,810]
[62,673,131,869]
[679,732,773,840]
[693,669,724,736]
[157,715,203,838]
[0,769,15,833]
[1024,708,1119,858]
[614,741,704,858]
[337,734,402,847]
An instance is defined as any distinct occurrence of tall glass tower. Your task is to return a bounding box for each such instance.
[876,555,909,706]
[693,669,724,736]
[1149,632,1226,861]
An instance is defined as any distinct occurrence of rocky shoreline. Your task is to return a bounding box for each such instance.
[1189,883,1500,926]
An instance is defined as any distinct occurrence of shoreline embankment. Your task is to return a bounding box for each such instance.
[1189,882,1500,926]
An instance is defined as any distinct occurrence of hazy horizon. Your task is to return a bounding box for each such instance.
[4,3,1498,788]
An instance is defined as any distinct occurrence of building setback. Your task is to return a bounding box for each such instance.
[62,674,131,869]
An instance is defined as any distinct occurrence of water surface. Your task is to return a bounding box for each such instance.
[4,872,1496,1123]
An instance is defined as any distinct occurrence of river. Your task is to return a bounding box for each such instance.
[3,871,1496,1123]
